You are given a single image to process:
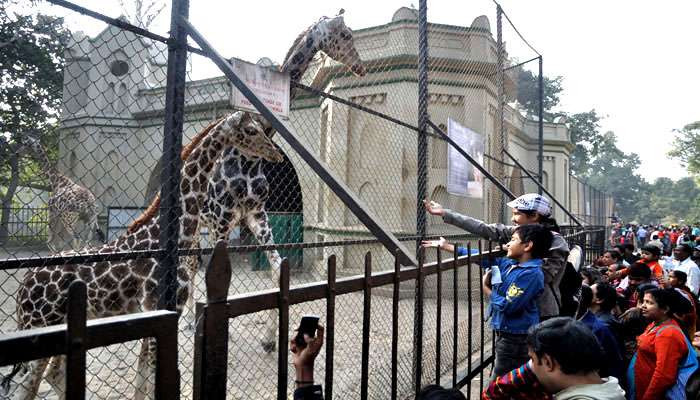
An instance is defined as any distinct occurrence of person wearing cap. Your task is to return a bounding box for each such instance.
[423,193,569,320]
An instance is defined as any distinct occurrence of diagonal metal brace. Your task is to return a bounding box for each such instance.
[427,120,516,200]
[179,17,418,267]
[503,149,584,228]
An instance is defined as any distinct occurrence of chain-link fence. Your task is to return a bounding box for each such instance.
[0,0,612,398]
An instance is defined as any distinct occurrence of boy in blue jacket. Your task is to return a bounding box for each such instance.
[483,223,553,378]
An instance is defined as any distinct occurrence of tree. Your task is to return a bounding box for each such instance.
[583,131,646,221]
[669,121,700,176]
[118,0,166,29]
[0,2,69,244]
[515,68,563,121]
[566,110,603,177]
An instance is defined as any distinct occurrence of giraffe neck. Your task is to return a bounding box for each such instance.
[177,121,236,249]
[32,143,72,190]
[281,24,324,97]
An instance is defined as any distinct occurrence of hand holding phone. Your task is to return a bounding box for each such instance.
[294,315,320,349]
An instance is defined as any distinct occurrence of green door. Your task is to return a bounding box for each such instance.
[251,212,303,270]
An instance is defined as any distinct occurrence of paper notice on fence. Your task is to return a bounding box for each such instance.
[230,58,290,118]
[447,118,484,198]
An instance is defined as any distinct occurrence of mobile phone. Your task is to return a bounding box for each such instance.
[294,315,320,348]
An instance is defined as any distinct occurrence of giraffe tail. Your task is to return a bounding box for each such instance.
[1,363,23,392]
[95,227,106,243]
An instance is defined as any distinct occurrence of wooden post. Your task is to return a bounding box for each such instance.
[65,280,87,399]
[201,241,232,399]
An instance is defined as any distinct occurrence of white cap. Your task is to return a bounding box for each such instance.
[506,193,552,217]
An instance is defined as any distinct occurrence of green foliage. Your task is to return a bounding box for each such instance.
[669,121,700,176]
[567,110,603,177]
[0,1,68,243]
[516,68,563,121]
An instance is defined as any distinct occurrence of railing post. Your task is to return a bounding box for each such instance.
[391,252,400,400]
[65,280,87,400]
[155,313,180,400]
[200,241,232,399]
[325,255,337,400]
[435,248,442,386]
[360,252,372,400]
[277,259,290,400]
[414,247,425,395]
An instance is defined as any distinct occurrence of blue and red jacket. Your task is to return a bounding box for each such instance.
[490,258,544,334]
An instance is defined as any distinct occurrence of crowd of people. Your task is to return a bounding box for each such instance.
[289,194,700,400]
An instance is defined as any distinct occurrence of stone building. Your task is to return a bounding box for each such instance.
[57,8,602,270]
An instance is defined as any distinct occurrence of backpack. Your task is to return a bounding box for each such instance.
[558,245,584,317]
[627,324,699,400]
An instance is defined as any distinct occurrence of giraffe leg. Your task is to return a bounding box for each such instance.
[183,239,201,332]
[47,210,58,253]
[59,213,80,251]
[133,338,157,400]
[1,358,50,400]
[44,356,66,399]
[245,210,282,353]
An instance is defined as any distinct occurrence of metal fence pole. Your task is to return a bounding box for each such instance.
[414,0,429,392]
[416,0,429,243]
[538,56,544,194]
[157,0,189,311]
[495,5,506,224]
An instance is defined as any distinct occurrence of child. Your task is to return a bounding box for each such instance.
[482,223,553,377]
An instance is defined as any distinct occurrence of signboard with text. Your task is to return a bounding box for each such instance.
[230,58,290,118]
[447,118,484,198]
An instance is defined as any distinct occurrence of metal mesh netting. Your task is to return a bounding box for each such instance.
[0,0,612,399]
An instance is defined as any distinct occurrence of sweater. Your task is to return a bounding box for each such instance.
[632,320,688,400]
[443,210,569,318]
[555,377,626,400]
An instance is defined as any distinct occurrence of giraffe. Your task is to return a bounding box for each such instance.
[191,10,366,351]
[0,111,278,400]
[21,136,106,252]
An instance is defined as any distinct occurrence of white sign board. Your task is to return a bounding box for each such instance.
[230,58,290,118]
[447,118,484,198]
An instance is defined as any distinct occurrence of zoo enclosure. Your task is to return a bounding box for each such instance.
[0,0,612,398]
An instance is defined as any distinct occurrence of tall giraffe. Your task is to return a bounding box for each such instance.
[1,111,278,400]
[22,136,105,251]
[193,10,366,351]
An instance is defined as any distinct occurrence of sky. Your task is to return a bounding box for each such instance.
[35,0,700,182]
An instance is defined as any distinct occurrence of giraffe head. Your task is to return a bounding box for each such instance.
[317,10,366,77]
[282,10,366,81]
[227,111,284,162]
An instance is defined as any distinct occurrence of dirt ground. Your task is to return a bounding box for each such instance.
[0,248,492,399]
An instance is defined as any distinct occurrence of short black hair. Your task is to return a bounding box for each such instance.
[527,317,603,375]
[416,385,466,400]
[627,262,651,280]
[592,282,618,312]
[580,267,602,285]
[623,243,635,252]
[635,283,657,299]
[513,224,553,259]
[677,243,693,255]
[671,270,688,284]
[645,288,692,316]
[641,245,661,257]
[604,249,622,261]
